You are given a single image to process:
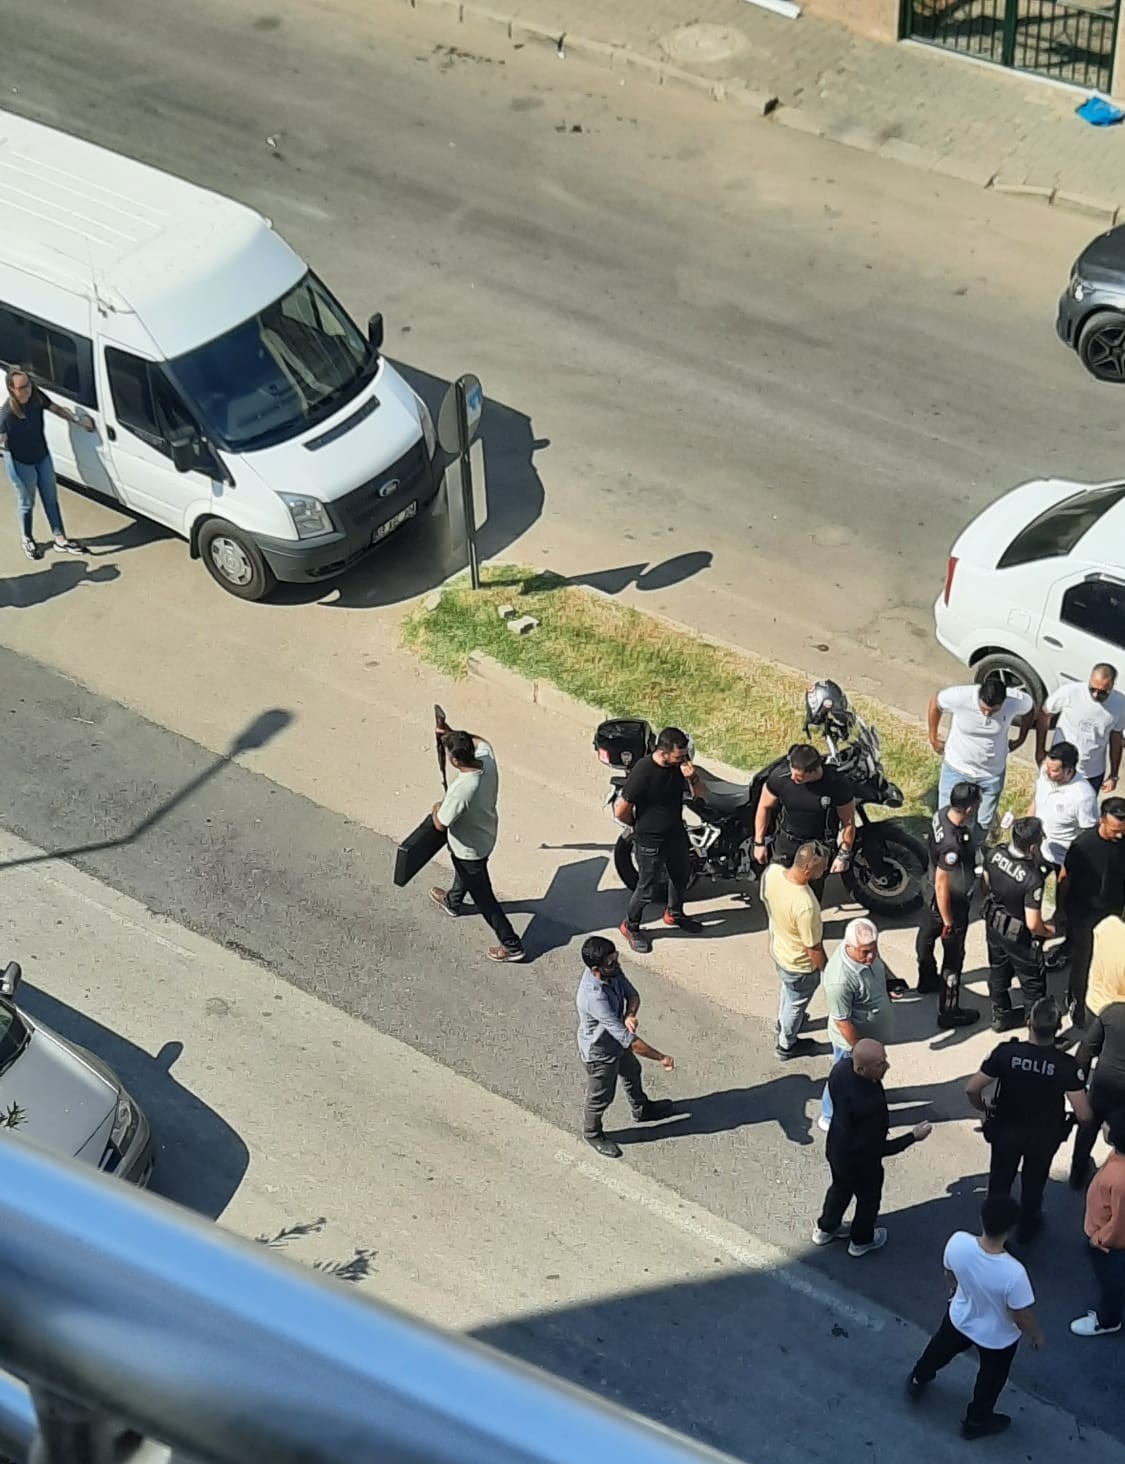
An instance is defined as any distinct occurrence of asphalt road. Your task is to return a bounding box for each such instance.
[3,0,1123,704]
[0,643,1118,1452]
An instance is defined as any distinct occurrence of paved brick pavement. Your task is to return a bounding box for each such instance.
[405,0,1125,215]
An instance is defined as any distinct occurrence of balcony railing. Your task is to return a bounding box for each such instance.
[0,1140,735,1464]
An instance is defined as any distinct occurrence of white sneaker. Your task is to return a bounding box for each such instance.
[1070,1310,1122,1337]
[817,1115,831,1133]
[811,1223,850,1246]
[848,1227,887,1257]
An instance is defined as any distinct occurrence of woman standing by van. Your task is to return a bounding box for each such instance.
[1,367,94,559]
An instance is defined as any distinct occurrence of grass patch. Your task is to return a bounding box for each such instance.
[402,566,1035,827]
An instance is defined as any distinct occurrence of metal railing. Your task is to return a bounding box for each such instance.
[0,1140,736,1464]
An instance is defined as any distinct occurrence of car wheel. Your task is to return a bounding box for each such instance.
[1078,310,1125,383]
[973,653,1046,709]
[198,520,276,601]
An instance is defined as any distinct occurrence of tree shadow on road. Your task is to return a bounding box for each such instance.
[14,985,249,1220]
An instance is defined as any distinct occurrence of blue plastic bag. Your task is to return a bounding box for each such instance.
[1077,95,1124,126]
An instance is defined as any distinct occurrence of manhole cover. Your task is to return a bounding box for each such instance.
[661,23,749,65]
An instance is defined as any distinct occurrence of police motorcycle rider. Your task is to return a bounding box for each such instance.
[916,781,982,1029]
[966,997,1093,1245]
[982,816,1054,1034]
[754,682,857,902]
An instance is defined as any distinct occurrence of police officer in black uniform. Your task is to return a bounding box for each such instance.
[916,781,981,1029]
[966,997,1092,1243]
[983,816,1054,1034]
[753,743,856,900]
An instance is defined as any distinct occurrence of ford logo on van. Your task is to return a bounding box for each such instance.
[378,479,399,499]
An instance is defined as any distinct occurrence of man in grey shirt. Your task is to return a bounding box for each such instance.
[576,935,675,1158]
[430,727,524,962]
[819,918,898,1131]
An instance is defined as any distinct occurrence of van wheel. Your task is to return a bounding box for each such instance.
[198,521,275,601]
[973,652,1046,709]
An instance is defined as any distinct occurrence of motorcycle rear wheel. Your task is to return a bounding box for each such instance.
[844,826,926,916]
[612,829,703,895]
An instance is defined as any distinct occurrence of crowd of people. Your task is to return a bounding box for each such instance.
[422,679,1125,1440]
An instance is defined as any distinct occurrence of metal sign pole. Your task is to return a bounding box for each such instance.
[454,379,481,591]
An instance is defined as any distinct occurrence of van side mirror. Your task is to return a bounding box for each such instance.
[1,962,22,999]
[367,312,384,355]
[168,430,198,474]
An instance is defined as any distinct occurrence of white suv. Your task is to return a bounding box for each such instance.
[934,478,1125,705]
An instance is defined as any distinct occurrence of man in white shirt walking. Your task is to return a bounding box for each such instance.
[929,675,1035,846]
[1036,662,1125,793]
[907,1195,1044,1441]
[1031,740,1099,869]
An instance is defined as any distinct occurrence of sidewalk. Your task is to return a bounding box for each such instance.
[396,0,1125,212]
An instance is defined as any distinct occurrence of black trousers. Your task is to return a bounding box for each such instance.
[985,930,1045,1014]
[912,1310,1019,1427]
[916,898,969,1005]
[625,830,692,929]
[1088,1243,1125,1329]
[987,1123,1062,1230]
[817,1151,884,1247]
[448,853,522,952]
[1066,920,1098,1028]
[582,1047,647,1137]
[1072,1077,1125,1179]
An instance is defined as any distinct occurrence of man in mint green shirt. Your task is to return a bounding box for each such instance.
[820,917,897,1128]
[429,727,525,963]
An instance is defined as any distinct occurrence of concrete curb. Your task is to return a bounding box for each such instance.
[397,0,1119,212]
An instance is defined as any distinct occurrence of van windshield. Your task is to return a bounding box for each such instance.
[169,272,374,452]
[0,1000,29,1079]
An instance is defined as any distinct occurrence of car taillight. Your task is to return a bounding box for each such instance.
[943,555,959,606]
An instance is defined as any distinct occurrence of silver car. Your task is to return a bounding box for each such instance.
[0,961,154,1185]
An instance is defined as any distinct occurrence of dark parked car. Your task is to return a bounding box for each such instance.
[1057,226,1125,382]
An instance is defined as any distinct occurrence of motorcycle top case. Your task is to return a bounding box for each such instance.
[594,719,655,770]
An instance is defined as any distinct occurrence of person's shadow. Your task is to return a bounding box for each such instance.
[0,560,119,609]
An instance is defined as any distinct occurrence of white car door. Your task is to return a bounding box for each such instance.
[1037,571,1125,684]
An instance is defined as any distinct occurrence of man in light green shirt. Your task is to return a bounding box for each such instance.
[429,727,525,963]
[820,917,897,1129]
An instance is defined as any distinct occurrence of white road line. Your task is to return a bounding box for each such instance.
[555,1148,884,1332]
[5,863,196,961]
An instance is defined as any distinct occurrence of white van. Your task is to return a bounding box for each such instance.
[0,112,439,599]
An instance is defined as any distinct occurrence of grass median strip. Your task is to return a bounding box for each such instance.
[402,566,1034,826]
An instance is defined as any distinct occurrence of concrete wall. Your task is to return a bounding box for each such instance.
[801,0,900,43]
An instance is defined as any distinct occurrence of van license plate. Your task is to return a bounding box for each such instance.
[372,501,417,544]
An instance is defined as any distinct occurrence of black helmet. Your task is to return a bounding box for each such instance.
[805,679,849,728]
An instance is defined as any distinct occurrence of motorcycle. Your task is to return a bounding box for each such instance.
[594,680,927,917]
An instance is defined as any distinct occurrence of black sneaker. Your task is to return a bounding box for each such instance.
[634,1099,674,1122]
[962,1414,1011,1440]
[21,537,41,561]
[775,1037,814,1061]
[990,1006,1025,1033]
[906,1374,928,1403]
[662,911,703,933]
[585,1133,622,1159]
[619,920,652,954]
[937,1006,980,1030]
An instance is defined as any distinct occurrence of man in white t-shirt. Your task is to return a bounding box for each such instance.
[929,675,1034,846]
[1031,740,1100,868]
[907,1195,1043,1440]
[1036,663,1125,793]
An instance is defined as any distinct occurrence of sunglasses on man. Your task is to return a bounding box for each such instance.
[1089,685,1112,701]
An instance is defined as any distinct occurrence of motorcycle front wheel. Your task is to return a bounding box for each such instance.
[612,829,703,895]
[844,825,927,916]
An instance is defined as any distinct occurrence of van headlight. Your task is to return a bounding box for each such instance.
[414,393,437,459]
[279,493,333,539]
[110,1093,138,1154]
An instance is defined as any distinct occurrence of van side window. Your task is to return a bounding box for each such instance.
[1061,579,1125,651]
[0,305,96,407]
[106,349,216,472]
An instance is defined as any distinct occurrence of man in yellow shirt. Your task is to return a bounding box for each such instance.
[1088,914,1125,1019]
[761,842,829,1060]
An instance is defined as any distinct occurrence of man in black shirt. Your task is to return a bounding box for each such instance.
[916,781,981,1029]
[615,727,705,955]
[1058,798,1125,1028]
[1071,999,1125,1186]
[813,1038,932,1256]
[983,817,1054,1034]
[966,997,1092,1243]
[753,743,856,899]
